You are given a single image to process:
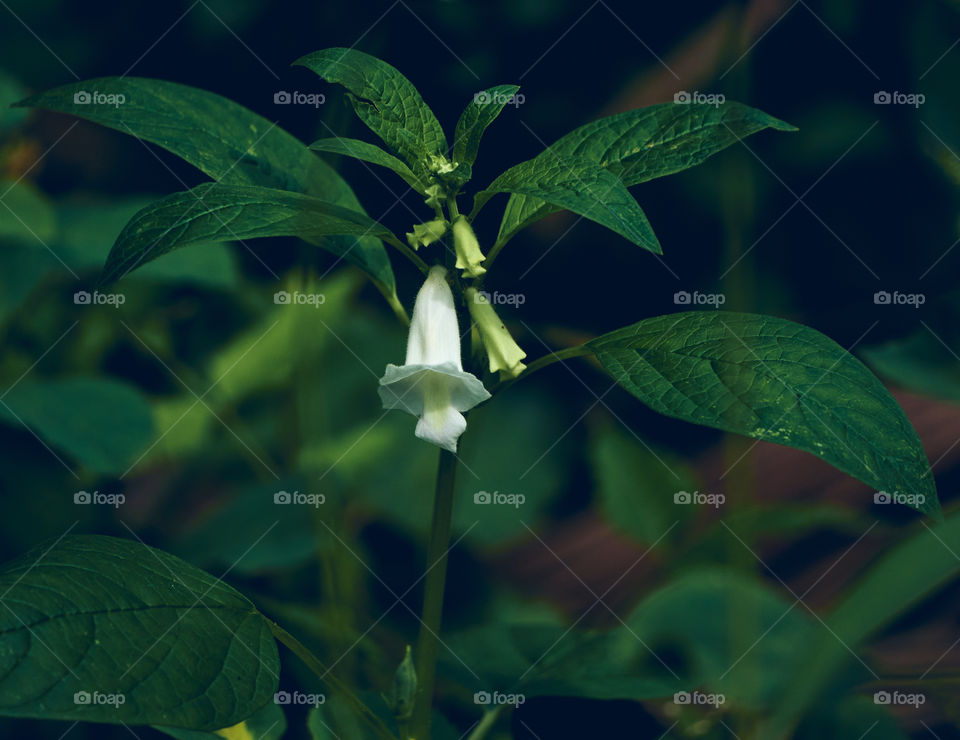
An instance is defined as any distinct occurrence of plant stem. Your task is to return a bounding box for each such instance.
[411,448,459,739]
[465,708,502,740]
[268,620,398,740]
[488,344,590,393]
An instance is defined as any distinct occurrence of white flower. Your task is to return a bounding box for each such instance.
[378,266,490,452]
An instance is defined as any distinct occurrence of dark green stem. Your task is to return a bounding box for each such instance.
[411,448,459,739]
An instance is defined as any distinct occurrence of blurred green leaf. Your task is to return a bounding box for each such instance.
[0,179,56,244]
[0,377,154,474]
[766,509,960,737]
[0,535,279,730]
[495,102,795,248]
[587,312,939,517]
[590,423,697,545]
[862,330,960,402]
[100,184,400,286]
[795,696,908,740]
[473,156,661,253]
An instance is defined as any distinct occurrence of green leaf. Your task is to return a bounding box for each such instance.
[765,509,960,738]
[473,156,661,253]
[590,423,697,546]
[15,78,396,298]
[295,48,447,172]
[0,179,56,245]
[496,102,795,248]
[309,137,427,193]
[452,85,520,171]
[443,623,683,701]
[586,312,939,516]
[0,535,279,730]
[628,567,815,707]
[156,700,286,739]
[100,183,400,286]
[0,378,154,474]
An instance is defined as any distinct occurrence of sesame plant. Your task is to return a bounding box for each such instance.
[1,47,951,740]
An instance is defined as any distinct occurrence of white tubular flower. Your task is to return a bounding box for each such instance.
[452,216,487,278]
[379,266,490,452]
[465,288,528,379]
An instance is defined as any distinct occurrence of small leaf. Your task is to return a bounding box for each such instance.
[0,378,154,474]
[861,330,960,402]
[100,183,400,286]
[0,535,279,730]
[309,137,427,193]
[452,85,520,171]
[586,312,939,516]
[496,102,795,248]
[295,48,447,172]
[473,156,661,253]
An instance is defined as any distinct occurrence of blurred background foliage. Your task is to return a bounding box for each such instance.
[3,0,960,738]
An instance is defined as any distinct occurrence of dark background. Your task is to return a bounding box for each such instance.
[3,0,960,738]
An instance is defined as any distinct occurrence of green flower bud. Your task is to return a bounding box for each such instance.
[466,288,527,379]
[384,645,417,722]
[452,216,487,278]
[406,218,448,250]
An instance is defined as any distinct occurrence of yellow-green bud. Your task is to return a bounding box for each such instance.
[452,216,487,278]
[466,288,527,379]
[406,218,448,250]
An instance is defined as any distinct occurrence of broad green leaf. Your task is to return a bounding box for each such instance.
[0,378,154,474]
[452,84,520,171]
[309,137,427,193]
[443,623,682,701]
[0,179,56,244]
[0,535,279,730]
[0,70,28,132]
[765,510,960,738]
[15,78,396,298]
[590,423,697,546]
[156,701,286,739]
[295,48,447,172]
[473,156,661,253]
[496,102,795,248]
[586,312,939,516]
[100,183,400,286]
[627,567,814,708]
[862,330,960,402]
